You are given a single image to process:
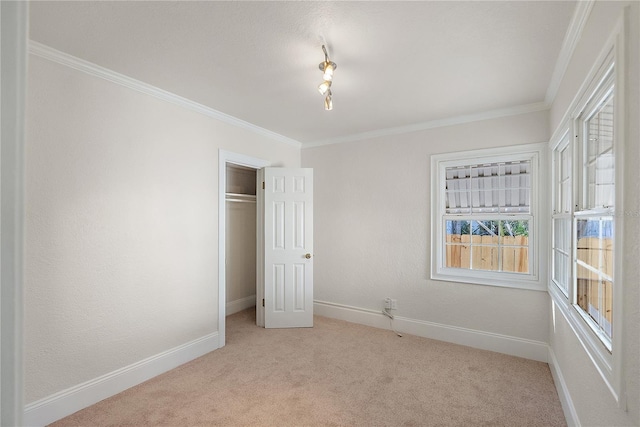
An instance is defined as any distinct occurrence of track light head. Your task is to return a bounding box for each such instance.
[320,61,336,81]
[324,91,333,111]
[318,80,331,95]
[318,45,337,111]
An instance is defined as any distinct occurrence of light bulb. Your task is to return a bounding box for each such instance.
[324,94,333,111]
[323,62,334,81]
[318,80,331,95]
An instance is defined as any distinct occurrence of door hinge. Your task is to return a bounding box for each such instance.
[262,298,265,307]
[262,181,265,190]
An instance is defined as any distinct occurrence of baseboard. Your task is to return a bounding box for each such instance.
[314,300,549,362]
[314,300,391,329]
[226,295,256,316]
[23,332,219,427]
[548,347,581,426]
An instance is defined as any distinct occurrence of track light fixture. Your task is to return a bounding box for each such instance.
[318,45,336,110]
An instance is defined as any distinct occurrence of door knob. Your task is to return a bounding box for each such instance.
[305,253,312,259]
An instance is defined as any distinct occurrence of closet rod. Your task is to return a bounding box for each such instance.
[226,198,256,204]
[226,192,256,199]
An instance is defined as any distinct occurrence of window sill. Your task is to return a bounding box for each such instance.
[432,268,545,291]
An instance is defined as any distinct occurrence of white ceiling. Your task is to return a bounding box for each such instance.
[29,1,577,146]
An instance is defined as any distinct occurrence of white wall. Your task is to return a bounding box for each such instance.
[24,53,299,407]
[226,201,257,303]
[548,2,639,425]
[302,110,550,354]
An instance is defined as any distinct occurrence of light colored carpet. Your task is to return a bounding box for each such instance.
[51,309,566,426]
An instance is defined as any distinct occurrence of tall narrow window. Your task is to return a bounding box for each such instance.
[551,131,572,297]
[574,73,615,350]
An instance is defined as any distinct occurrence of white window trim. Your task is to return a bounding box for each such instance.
[547,14,625,404]
[550,127,572,298]
[431,142,547,291]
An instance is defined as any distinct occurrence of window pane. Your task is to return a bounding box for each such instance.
[471,244,498,271]
[576,276,613,340]
[558,142,572,213]
[470,220,499,271]
[553,251,569,294]
[585,93,615,209]
[553,218,568,252]
[576,218,614,277]
[472,220,499,236]
[500,220,529,273]
[445,220,470,268]
[445,167,471,214]
[587,95,614,161]
[561,145,570,181]
[575,217,614,343]
[500,162,531,213]
[575,268,595,316]
[445,219,529,274]
[561,181,571,213]
[445,160,530,214]
[553,217,570,294]
[502,246,528,273]
[501,220,529,240]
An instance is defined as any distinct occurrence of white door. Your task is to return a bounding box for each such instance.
[257,167,313,328]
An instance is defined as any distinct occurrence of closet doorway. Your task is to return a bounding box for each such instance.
[217,150,269,347]
[225,164,257,316]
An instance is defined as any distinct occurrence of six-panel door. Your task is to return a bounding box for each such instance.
[262,167,313,328]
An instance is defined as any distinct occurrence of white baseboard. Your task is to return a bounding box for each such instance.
[314,300,549,362]
[23,332,219,427]
[226,295,256,316]
[548,347,581,427]
[314,300,392,329]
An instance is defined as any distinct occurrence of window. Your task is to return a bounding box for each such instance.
[551,130,572,297]
[431,144,544,290]
[575,216,614,344]
[553,105,616,348]
[574,77,615,350]
[548,38,624,400]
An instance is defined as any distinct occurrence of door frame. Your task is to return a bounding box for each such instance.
[217,150,269,347]
[1,2,27,425]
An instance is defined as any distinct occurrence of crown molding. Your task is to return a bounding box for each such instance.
[545,0,595,106]
[303,101,549,149]
[28,41,302,149]
[28,40,557,151]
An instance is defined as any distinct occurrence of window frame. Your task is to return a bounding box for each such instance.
[551,128,572,298]
[431,143,546,291]
[548,21,625,402]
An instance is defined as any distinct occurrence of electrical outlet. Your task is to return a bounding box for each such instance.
[391,299,398,310]
[384,298,392,309]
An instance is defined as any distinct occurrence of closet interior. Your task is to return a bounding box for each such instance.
[225,163,258,315]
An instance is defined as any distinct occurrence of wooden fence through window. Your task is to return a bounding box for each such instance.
[576,237,613,325]
[445,234,529,273]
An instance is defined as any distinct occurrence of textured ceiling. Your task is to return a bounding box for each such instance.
[29,1,577,146]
